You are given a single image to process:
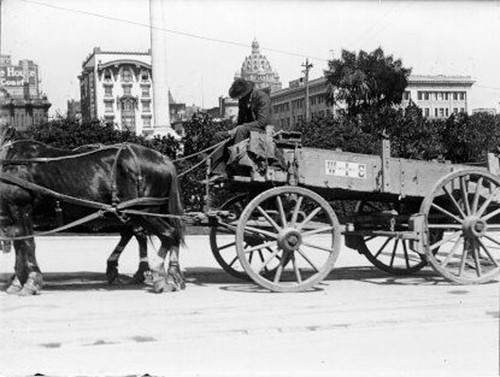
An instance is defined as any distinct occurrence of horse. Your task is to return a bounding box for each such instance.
[0,139,185,296]
[0,139,152,284]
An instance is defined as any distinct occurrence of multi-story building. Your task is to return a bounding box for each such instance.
[400,75,474,118]
[79,47,154,135]
[270,75,475,129]
[0,55,51,131]
[79,47,188,136]
[66,99,82,122]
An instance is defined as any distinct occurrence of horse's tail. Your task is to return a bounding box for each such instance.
[166,164,185,246]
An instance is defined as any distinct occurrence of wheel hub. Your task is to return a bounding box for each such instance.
[463,216,487,237]
[278,228,302,252]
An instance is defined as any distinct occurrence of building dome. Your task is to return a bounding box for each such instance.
[236,39,282,93]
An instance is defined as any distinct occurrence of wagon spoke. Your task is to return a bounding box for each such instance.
[218,241,236,251]
[301,241,333,253]
[440,236,462,268]
[460,176,471,216]
[228,255,239,268]
[402,240,410,269]
[290,195,304,226]
[242,225,278,239]
[257,205,281,231]
[301,226,334,238]
[428,224,462,230]
[430,231,462,251]
[374,237,392,258]
[273,257,286,283]
[258,247,281,273]
[458,242,469,277]
[389,239,399,267]
[482,233,500,248]
[297,207,323,231]
[244,240,277,254]
[431,203,464,224]
[476,186,500,218]
[471,239,482,277]
[480,207,500,222]
[477,238,500,267]
[471,177,484,214]
[296,248,320,272]
[292,254,302,283]
[276,195,287,227]
[442,186,466,219]
[217,221,238,233]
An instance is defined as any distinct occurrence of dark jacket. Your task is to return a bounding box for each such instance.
[237,88,271,130]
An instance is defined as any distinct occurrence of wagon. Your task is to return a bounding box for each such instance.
[207,127,500,291]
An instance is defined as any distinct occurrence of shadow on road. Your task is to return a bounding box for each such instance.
[0,265,462,293]
[0,271,148,292]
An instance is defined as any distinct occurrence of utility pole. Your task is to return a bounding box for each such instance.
[302,58,313,122]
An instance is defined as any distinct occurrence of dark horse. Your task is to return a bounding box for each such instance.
[0,137,185,295]
[0,139,153,284]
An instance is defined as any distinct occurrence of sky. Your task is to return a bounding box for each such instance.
[2,0,500,116]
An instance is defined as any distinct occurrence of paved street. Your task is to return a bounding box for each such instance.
[0,234,499,376]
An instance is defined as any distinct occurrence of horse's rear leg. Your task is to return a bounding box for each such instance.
[130,233,151,284]
[17,238,43,296]
[106,230,133,284]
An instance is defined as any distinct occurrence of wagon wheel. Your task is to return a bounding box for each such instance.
[420,170,500,284]
[355,201,441,275]
[209,194,250,280]
[236,186,341,292]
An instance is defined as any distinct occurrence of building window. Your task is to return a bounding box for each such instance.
[437,92,443,101]
[453,108,458,114]
[424,108,430,117]
[445,108,449,117]
[123,85,132,95]
[417,91,422,100]
[142,100,151,112]
[439,108,444,117]
[141,85,150,97]
[142,116,152,128]
[453,92,458,100]
[403,91,410,100]
[104,101,113,113]
[460,107,465,113]
[444,92,449,101]
[424,92,429,101]
[104,70,112,81]
[122,69,132,82]
[435,108,438,118]
[459,92,466,100]
[104,85,113,97]
[141,71,150,81]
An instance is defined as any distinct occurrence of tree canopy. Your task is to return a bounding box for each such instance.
[324,47,411,115]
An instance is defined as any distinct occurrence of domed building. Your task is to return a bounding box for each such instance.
[235,39,282,93]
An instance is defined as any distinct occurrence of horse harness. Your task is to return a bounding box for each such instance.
[0,143,175,241]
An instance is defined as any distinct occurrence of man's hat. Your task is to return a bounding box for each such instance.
[229,79,253,99]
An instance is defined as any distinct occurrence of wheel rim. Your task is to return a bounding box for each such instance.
[236,186,341,292]
[356,201,435,275]
[421,170,500,284]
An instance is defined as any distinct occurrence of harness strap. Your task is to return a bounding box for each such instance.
[0,174,170,211]
[0,210,104,241]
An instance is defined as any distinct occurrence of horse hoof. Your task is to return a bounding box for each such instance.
[6,282,22,295]
[106,267,119,284]
[18,272,43,296]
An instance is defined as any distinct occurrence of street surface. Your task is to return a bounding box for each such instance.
[0,234,499,377]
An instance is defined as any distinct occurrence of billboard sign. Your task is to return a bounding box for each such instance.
[0,66,37,87]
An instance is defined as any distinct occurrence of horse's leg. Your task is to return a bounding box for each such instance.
[17,237,43,296]
[4,204,42,296]
[106,229,133,284]
[139,218,184,293]
[5,243,27,294]
[130,232,150,284]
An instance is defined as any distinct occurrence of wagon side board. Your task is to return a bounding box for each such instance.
[297,147,483,198]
